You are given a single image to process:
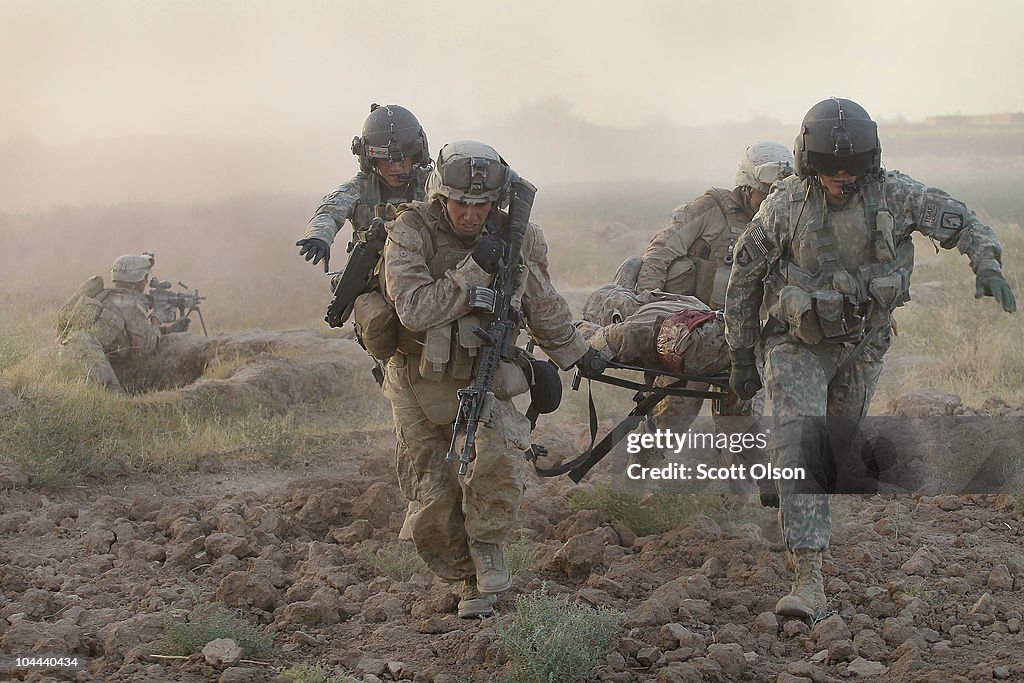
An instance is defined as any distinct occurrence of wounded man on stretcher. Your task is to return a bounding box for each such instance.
[573,283,777,505]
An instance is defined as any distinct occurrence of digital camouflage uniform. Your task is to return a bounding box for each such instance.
[726,170,1009,553]
[381,199,587,583]
[57,279,162,393]
[301,168,430,248]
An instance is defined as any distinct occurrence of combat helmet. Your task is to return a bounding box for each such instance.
[794,97,882,180]
[351,104,430,176]
[110,252,155,284]
[735,141,795,193]
[426,140,513,205]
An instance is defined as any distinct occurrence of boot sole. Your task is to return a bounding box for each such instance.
[458,596,497,618]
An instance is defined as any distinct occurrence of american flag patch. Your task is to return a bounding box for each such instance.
[748,225,771,256]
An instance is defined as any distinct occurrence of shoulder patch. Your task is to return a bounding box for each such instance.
[922,202,940,229]
[940,211,964,230]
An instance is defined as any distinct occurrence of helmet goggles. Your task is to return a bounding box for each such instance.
[808,151,874,176]
[438,155,506,202]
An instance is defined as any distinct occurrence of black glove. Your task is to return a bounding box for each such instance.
[296,238,331,272]
[471,235,505,274]
[728,347,762,400]
[576,347,608,378]
[974,269,1017,313]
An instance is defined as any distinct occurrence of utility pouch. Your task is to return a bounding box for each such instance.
[352,290,397,360]
[778,285,822,345]
[709,266,731,310]
[493,360,530,400]
[449,315,484,380]
[812,290,848,339]
[419,324,452,381]
[832,271,860,297]
[665,258,696,294]
[874,210,897,262]
[868,272,906,312]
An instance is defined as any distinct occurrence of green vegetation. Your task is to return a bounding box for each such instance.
[569,484,753,536]
[281,663,358,683]
[494,584,622,683]
[365,543,426,582]
[505,534,538,575]
[154,602,276,660]
[0,350,304,486]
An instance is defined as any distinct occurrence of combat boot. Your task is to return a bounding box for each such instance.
[457,577,498,619]
[469,541,512,593]
[775,549,826,620]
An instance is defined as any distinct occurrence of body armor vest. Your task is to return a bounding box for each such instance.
[351,170,427,231]
[692,188,750,309]
[765,178,913,344]
[387,204,518,383]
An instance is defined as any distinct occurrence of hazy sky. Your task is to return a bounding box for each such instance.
[4,0,1024,145]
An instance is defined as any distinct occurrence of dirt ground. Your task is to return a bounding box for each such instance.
[0,333,1022,683]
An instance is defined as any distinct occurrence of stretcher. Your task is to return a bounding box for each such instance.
[530,358,730,482]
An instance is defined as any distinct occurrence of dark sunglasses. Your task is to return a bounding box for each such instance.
[808,151,873,176]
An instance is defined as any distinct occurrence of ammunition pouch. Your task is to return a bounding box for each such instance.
[353,290,397,360]
[770,286,871,344]
[867,271,907,313]
[417,315,494,383]
[775,286,822,345]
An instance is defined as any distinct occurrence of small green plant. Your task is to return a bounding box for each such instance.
[569,485,750,536]
[365,544,425,582]
[884,501,911,542]
[906,581,935,604]
[495,584,622,683]
[282,663,358,683]
[154,602,276,659]
[234,406,300,464]
[505,534,537,575]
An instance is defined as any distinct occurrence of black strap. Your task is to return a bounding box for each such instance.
[530,378,690,480]
[834,326,883,378]
[529,359,730,480]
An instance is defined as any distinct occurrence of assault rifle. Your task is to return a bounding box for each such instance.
[325,204,389,328]
[148,279,208,335]
[447,177,538,475]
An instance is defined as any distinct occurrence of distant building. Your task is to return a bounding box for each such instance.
[924,113,1024,126]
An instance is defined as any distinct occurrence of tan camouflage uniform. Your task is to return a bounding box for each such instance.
[58,284,161,393]
[635,188,758,428]
[725,171,1008,552]
[381,200,587,582]
[636,187,754,305]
